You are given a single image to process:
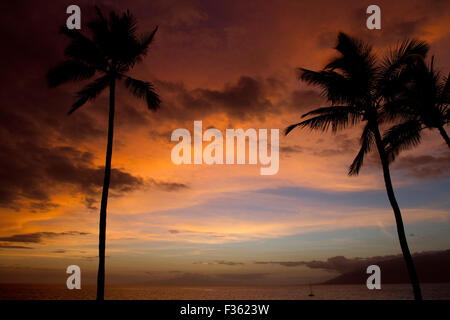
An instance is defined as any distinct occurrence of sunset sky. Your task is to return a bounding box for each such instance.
[0,0,449,286]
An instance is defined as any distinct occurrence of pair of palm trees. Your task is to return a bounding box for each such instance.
[48,7,448,300]
[285,33,449,300]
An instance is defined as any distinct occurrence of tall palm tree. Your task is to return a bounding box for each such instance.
[47,7,160,300]
[383,56,450,159]
[285,33,428,300]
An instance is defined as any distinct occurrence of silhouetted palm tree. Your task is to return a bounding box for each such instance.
[47,7,160,300]
[285,33,428,300]
[383,56,450,158]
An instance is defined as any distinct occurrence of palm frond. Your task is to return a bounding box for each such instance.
[382,55,449,131]
[60,27,105,69]
[382,97,419,121]
[348,123,374,176]
[381,39,429,78]
[124,76,161,111]
[47,60,96,87]
[284,122,303,135]
[68,75,111,114]
[137,26,158,57]
[87,6,111,56]
[440,72,450,105]
[383,120,423,162]
[298,68,358,105]
[285,107,361,135]
[301,105,361,118]
[378,39,429,100]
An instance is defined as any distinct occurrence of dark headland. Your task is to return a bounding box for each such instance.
[323,250,450,285]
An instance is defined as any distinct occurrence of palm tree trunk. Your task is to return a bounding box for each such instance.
[438,126,450,148]
[373,124,422,300]
[96,77,116,301]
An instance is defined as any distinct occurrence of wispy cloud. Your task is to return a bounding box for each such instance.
[0,244,34,249]
[193,260,244,266]
[0,231,90,243]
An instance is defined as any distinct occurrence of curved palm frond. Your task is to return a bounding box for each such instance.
[348,123,374,176]
[138,26,158,56]
[378,40,429,114]
[383,120,423,162]
[285,106,361,135]
[380,39,429,81]
[46,60,96,87]
[298,69,357,105]
[68,75,111,114]
[301,105,361,118]
[125,76,161,111]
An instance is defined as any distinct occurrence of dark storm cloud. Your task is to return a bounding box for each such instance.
[283,134,356,158]
[0,142,145,210]
[0,106,186,210]
[393,153,450,179]
[312,134,356,158]
[196,76,274,119]
[0,231,90,244]
[156,76,278,121]
[288,89,325,113]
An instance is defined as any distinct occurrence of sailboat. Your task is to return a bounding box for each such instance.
[308,284,315,297]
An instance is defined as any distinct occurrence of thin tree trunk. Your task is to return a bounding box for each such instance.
[438,126,450,148]
[96,77,116,301]
[373,124,422,300]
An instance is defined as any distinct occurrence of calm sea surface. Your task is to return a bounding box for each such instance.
[1,283,449,300]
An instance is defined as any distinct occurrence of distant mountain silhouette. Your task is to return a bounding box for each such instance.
[323,250,450,284]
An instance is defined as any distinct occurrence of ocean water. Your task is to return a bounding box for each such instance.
[1,283,449,300]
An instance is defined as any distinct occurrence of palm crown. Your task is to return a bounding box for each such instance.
[47,7,160,114]
[383,56,450,156]
[285,33,429,175]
